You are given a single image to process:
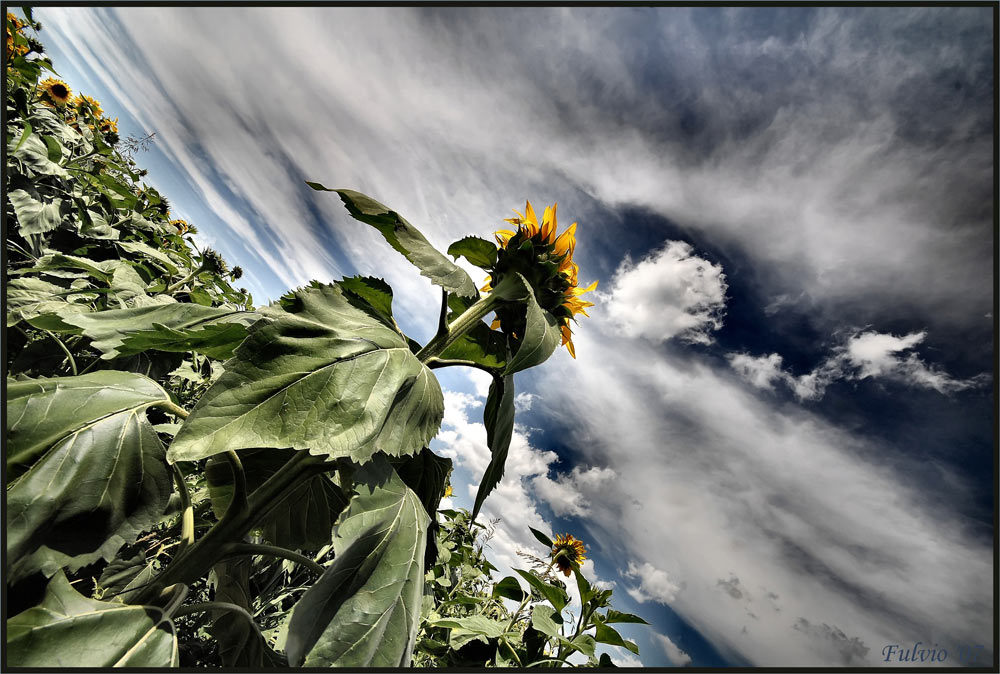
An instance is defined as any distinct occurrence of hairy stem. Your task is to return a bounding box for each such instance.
[415,291,503,363]
[171,464,194,548]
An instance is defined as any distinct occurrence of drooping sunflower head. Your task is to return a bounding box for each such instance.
[551,533,587,577]
[483,201,597,358]
[72,94,103,118]
[38,77,72,107]
[169,219,189,235]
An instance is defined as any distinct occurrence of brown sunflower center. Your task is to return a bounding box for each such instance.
[51,84,68,98]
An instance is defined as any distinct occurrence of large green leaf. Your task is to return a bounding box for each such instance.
[472,374,515,518]
[428,615,511,649]
[53,303,258,360]
[514,569,569,612]
[116,240,182,275]
[6,277,92,327]
[336,275,397,330]
[206,448,349,550]
[6,571,179,667]
[391,447,452,570]
[8,132,69,177]
[168,283,444,464]
[6,372,173,581]
[29,252,120,283]
[594,621,640,655]
[448,235,498,269]
[7,176,65,236]
[501,273,562,375]
[308,184,478,298]
[286,460,429,667]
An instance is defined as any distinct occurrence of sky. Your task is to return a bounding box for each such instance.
[28,5,995,668]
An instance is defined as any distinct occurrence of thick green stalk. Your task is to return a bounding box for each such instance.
[127,450,328,605]
[415,291,504,363]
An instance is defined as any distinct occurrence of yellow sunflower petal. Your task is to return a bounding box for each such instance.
[554,222,577,257]
[495,229,516,247]
[541,203,558,244]
[522,201,539,236]
[490,318,501,330]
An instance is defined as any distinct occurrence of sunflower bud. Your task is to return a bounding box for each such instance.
[200,248,228,276]
[230,266,243,280]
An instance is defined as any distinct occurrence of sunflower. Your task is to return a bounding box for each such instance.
[169,219,190,234]
[482,201,597,358]
[72,94,103,118]
[443,485,453,498]
[38,77,72,106]
[98,116,118,134]
[551,533,587,577]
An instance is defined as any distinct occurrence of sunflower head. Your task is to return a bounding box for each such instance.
[443,484,453,498]
[551,533,587,577]
[200,248,228,276]
[38,77,72,107]
[169,219,189,235]
[72,94,103,118]
[483,201,597,358]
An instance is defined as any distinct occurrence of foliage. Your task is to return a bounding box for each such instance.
[4,14,645,668]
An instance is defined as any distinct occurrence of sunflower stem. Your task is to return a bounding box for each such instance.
[415,291,504,363]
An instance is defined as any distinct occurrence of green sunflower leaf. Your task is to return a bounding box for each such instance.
[6,571,179,667]
[472,373,515,519]
[6,372,173,583]
[51,303,259,360]
[594,622,640,655]
[501,273,562,376]
[529,526,554,548]
[286,459,429,667]
[514,569,569,612]
[168,282,444,464]
[601,609,650,625]
[7,176,66,236]
[448,235,498,270]
[6,277,92,327]
[336,275,397,330]
[8,131,68,177]
[492,576,527,602]
[530,604,564,639]
[308,184,478,298]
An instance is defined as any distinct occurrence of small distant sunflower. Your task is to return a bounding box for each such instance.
[99,116,118,135]
[551,533,587,577]
[482,201,597,358]
[169,219,189,234]
[443,484,453,498]
[38,77,72,107]
[72,94,103,117]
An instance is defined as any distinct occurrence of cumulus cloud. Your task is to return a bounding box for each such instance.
[729,329,988,400]
[624,561,681,605]
[602,241,727,344]
[653,633,693,667]
[533,465,619,518]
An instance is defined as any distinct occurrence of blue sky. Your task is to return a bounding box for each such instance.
[29,6,994,667]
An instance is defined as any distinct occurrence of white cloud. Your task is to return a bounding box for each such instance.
[602,241,727,344]
[533,465,619,518]
[514,391,537,412]
[535,327,992,666]
[624,561,681,605]
[653,633,693,667]
[729,329,987,401]
[728,353,786,391]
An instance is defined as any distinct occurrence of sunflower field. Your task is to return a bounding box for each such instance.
[4,11,647,668]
